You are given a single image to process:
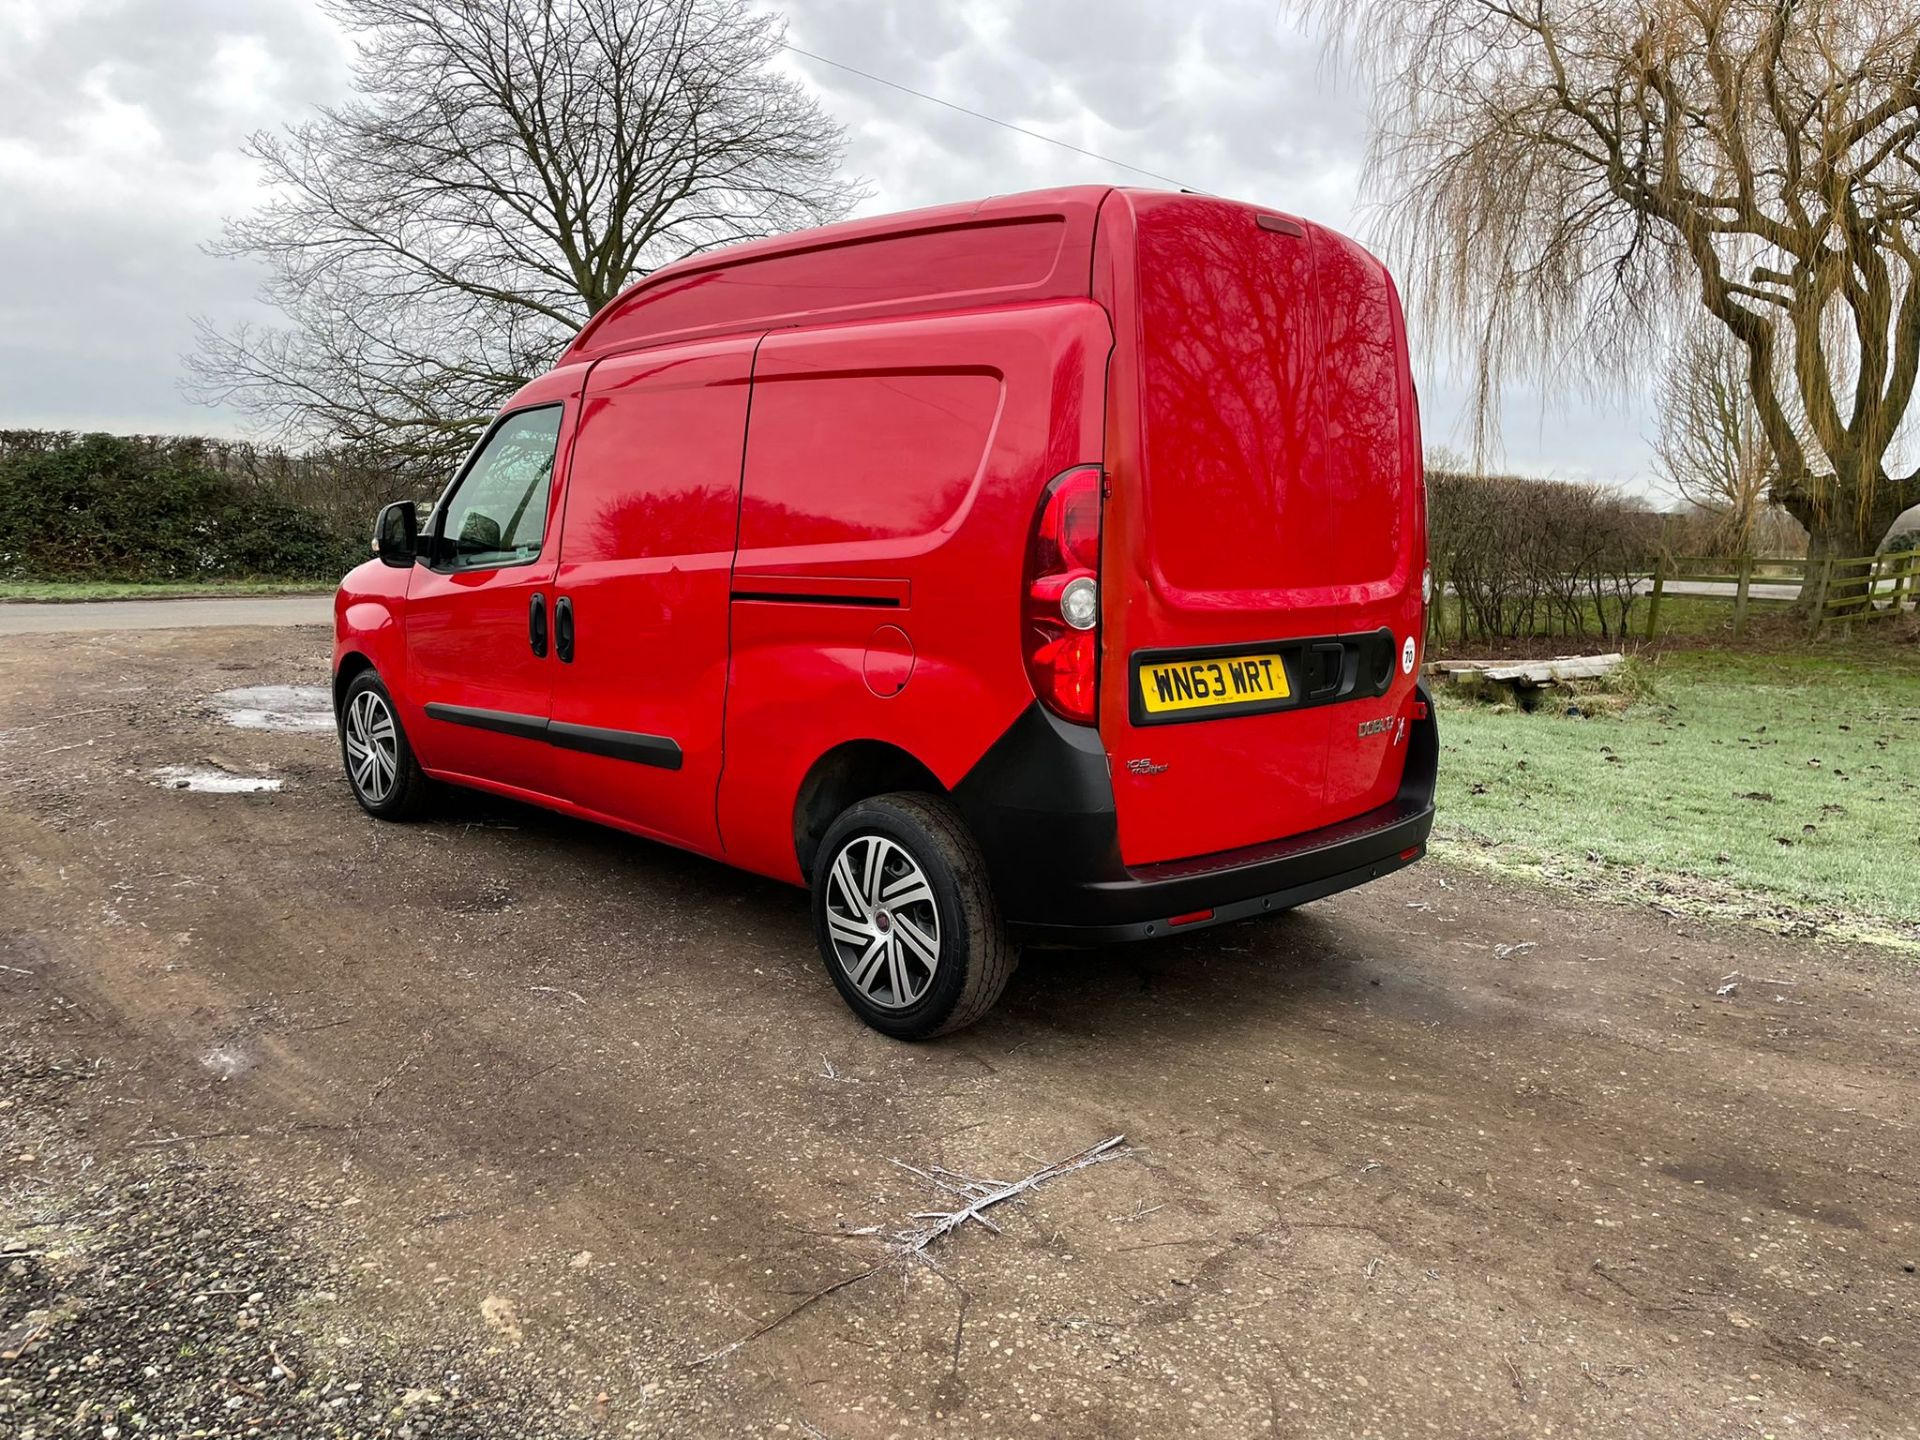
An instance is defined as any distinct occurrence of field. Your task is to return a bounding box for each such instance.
[1435,648,1920,946]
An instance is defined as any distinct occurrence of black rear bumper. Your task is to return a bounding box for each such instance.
[953,687,1437,944]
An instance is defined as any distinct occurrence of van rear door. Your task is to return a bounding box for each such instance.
[1093,192,1426,868]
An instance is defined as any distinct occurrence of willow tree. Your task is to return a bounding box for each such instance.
[1303,0,1920,588]
[189,0,860,471]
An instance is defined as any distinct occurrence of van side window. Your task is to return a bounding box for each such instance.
[436,406,563,570]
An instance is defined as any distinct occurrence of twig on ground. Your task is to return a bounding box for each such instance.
[891,1136,1130,1257]
[528,985,586,1006]
[1505,1356,1528,1403]
[367,1040,427,1103]
[688,1135,1131,1368]
[689,1260,894,1367]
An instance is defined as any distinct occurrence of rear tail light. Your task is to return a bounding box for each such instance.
[1024,467,1102,724]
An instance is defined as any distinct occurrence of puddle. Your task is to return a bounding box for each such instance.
[206,685,334,732]
[151,766,284,794]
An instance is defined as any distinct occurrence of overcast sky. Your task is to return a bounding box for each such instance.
[0,0,1661,491]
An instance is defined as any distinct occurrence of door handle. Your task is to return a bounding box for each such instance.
[1308,642,1346,697]
[529,592,548,658]
[554,595,575,664]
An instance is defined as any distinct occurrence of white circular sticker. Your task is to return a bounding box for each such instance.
[1401,636,1417,674]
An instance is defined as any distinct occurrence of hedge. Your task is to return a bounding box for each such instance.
[0,433,362,583]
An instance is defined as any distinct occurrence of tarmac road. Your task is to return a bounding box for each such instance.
[2,624,1916,1438]
[0,593,331,634]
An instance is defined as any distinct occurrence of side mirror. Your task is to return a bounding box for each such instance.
[373,501,418,567]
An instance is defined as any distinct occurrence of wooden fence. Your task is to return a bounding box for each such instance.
[1644,550,1919,638]
[1806,550,1920,628]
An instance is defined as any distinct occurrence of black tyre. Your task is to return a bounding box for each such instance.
[338,669,431,820]
[811,792,1017,1039]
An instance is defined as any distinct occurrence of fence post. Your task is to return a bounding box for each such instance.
[1733,552,1753,639]
[1644,554,1667,641]
[1806,553,1835,636]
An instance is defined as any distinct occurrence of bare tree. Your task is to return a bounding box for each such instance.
[188,0,861,471]
[1302,0,1920,603]
[1653,326,1777,556]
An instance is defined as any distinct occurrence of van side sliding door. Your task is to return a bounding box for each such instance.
[544,335,760,855]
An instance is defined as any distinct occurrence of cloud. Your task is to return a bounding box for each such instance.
[0,0,1657,485]
[0,0,349,433]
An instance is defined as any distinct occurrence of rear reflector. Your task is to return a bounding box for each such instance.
[1413,701,1429,721]
[1399,846,1422,862]
[1167,908,1214,927]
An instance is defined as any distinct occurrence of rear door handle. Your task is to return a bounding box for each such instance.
[1308,642,1346,697]
[529,592,548,658]
[554,595,575,664]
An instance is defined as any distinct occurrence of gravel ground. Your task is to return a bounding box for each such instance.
[2,1048,585,1439]
[2,625,1918,1438]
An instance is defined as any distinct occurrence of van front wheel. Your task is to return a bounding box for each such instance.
[339,669,431,821]
[811,793,1017,1039]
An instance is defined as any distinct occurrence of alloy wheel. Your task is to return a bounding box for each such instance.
[822,833,942,1010]
[343,689,399,805]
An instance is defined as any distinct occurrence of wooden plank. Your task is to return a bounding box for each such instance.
[1808,554,1836,634]
[1481,654,1626,685]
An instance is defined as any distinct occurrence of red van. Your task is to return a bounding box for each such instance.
[333,186,1435,1038]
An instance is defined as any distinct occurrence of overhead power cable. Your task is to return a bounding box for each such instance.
[781,43,1198,191]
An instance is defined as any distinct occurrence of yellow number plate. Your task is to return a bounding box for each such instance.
[1137,652,1290,716]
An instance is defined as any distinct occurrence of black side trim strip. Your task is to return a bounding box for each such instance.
[424,704,682,771]
[547,720,683,771]
[425,702,548,742]
[729,590,901,608]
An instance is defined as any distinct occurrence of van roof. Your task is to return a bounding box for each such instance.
[563,185,1121,361]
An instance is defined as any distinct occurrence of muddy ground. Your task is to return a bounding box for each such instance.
[1,625,1916,1438]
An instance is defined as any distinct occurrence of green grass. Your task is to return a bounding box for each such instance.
[0,578,334,602]
[1434,649,1920,946]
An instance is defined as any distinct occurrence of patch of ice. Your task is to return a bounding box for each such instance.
[207,684,333,732]
[200,1045,252,1079]
[151,765,284,794]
